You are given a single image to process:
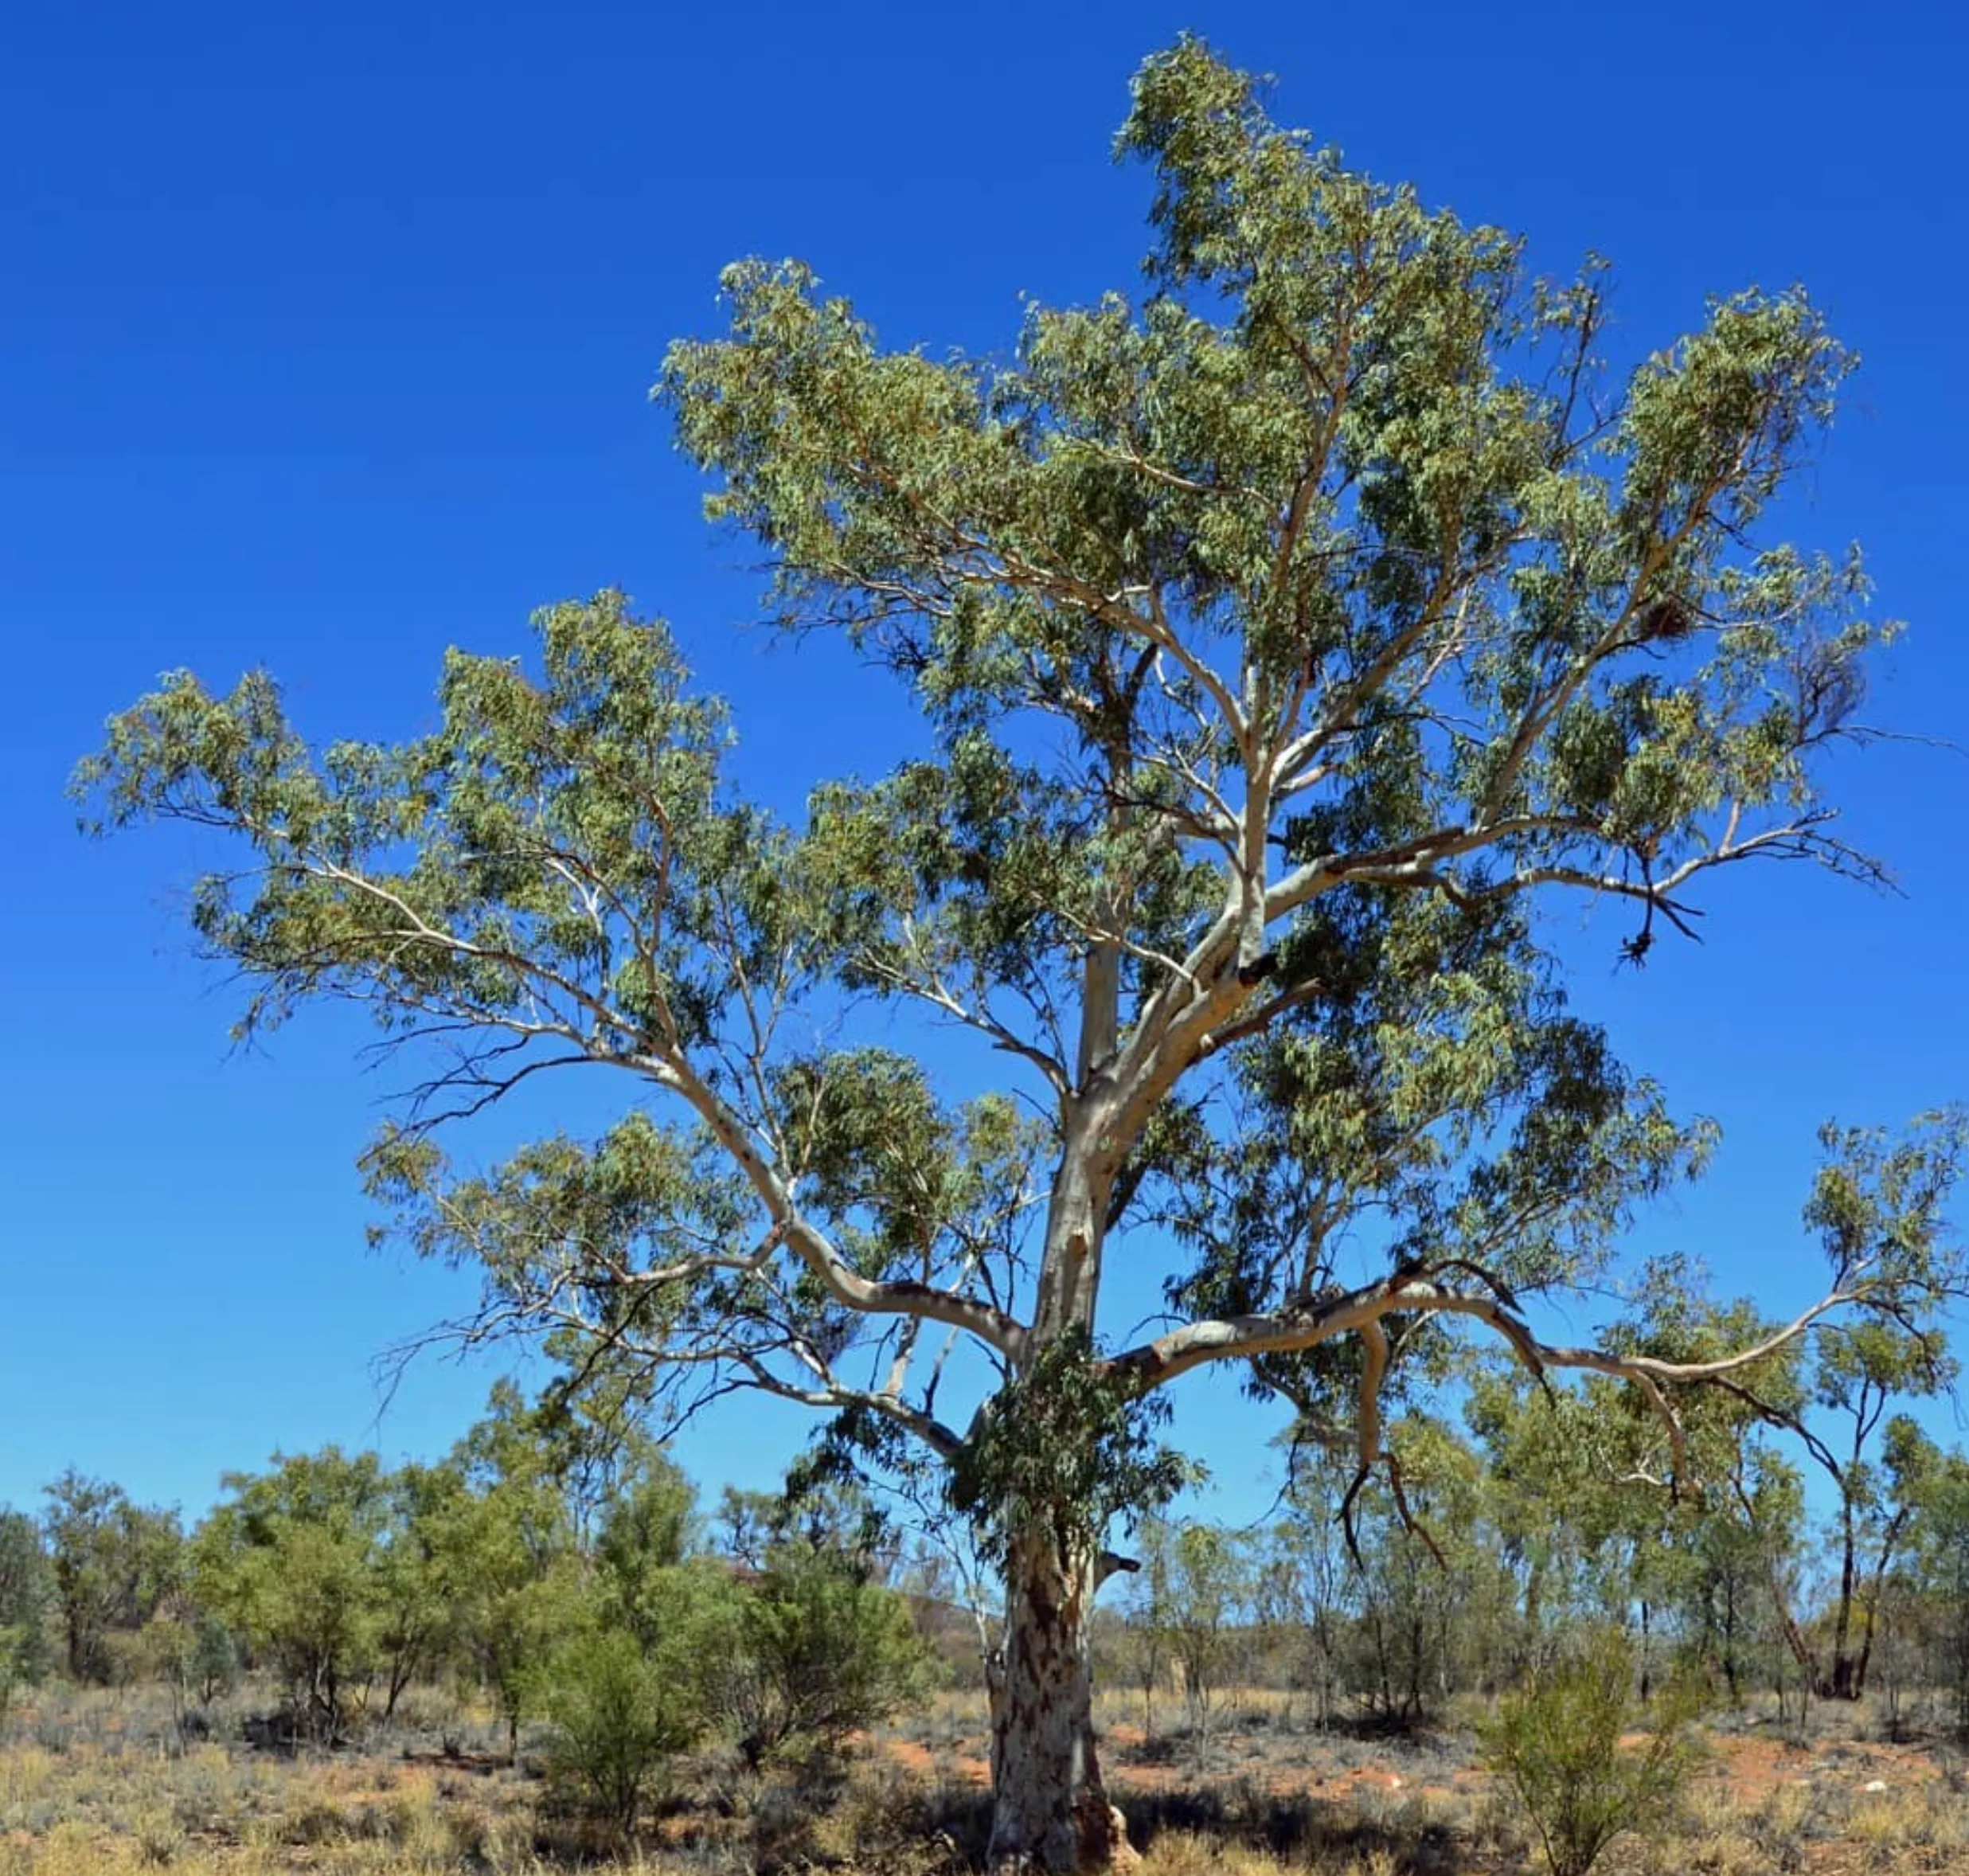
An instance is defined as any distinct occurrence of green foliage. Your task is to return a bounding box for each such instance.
[192,1448,391,1737]
[1758,1114,1969,1698]
[0,1510,54,1688]
[0,1625,29,1725]
[951,1329,1198,1565]
[163,1386,709,1762]
[1807,1112,1968,1306]
[73,35,1905,1470]
[172,1609,241,1705]
[1127,1518,1252,1749]
[423,1393,585,1757]
[1910,1452,1969,1738]
[1250,1488,1350,1729]
[371,1459,461,1718]
[1468,1325,1798,1671]
[707,1538,934,1768]
[41,1472,182,1686]
[124,1608,242,1740]
[1480,1626,1703,1876]
[537,1624,704,1837]
[73,37,1944,1859]
[1333,1421,1520,1726]
[592,1461,698,1651]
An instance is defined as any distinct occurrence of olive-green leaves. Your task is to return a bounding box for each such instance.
[77,41,1929,1575]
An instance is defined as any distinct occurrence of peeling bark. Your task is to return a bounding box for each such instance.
[986,1530,1137,1874]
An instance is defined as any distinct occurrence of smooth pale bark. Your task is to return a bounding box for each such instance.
[980,932,1136,1873]
[986,1531,1133,1873]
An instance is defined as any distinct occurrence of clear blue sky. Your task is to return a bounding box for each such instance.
[2,0,1963,1529]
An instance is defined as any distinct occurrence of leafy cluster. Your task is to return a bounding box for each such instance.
[1480,1627,1704,1876]
[951,1330,1197,1566]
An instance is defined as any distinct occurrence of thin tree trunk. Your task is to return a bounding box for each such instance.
[1721,1573,1740,1703]
[1828,1531,1859,1700]
[1852,1509,1910,1700]
[385,1646,417,1722]
[1405,1603,1425,1724]
[987,1529,1134,1873]
[1768,1562,1821,1695]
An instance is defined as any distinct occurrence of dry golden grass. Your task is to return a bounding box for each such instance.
[2,1678,1968,1874]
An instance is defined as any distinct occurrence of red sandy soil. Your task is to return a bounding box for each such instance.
[887,1721,1946,1808]
[1704,1730,1940,1801]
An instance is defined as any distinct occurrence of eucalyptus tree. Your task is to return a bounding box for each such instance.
[1815,1366,1951,1700]
[1781,1316,1955,1699]
[1617,1126,1967,1701]
[432,1386,592,1760]
[373,1459,463,1721]
[1799,1126,1967,1699]
[1254,1454,1352,1726]
[1908,1449,1969,1738]
[1467,1305,1808,1698]
[1123,1516,1253,1753]
[1338,1415,1512,1725]
[77,37,1956,1870]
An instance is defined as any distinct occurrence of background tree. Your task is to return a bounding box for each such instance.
[591,1460,700,1652]
[1115,1516,1176,1744]
[715,1487,780,1573]
[1252,1471,1350,1729]
[1908,1449,1969,1739]
[714,1470,899,1584]
[707,1531,933,1769]
[1337,1417,1513,1727]
[139,1604,243,1739]
[428,1391,587,1761]
[0,1628,23,1729]
[1600,1285,1825,1708]
[78,35,1958,1871]
[0,1508,55,1722]
[41,1472,182,1686]
[193,1448,392,1740]
[1677,1441,1804,1707]
[1129,1518,1252,1755]
[1663,1121,1967,1700]
[536,1620,705,1841]
[1786,1329,1951,1699]
[372,1458,464,1722]
[0,1509,55,1695]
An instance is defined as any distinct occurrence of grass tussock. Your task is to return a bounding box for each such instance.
[2,1679,1968,1874]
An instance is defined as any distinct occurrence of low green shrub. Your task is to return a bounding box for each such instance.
[537,1628,701,1839]
[1479,1626,1701,1876]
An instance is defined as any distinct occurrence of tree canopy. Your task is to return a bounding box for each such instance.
[76,37,1960,1871]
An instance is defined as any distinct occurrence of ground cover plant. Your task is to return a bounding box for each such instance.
[4,1666,1969,1876]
